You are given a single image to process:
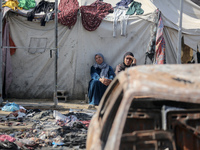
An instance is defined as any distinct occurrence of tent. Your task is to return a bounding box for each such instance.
[2,0,200,100]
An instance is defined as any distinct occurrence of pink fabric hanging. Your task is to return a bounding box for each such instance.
[58,0,79,28]
[80,0,113,31]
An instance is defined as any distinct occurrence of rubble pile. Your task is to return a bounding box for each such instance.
[0,103,95,150]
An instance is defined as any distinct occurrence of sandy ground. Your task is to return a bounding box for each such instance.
[0,98,97,115]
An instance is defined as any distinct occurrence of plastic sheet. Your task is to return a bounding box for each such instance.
[1,102,20,112]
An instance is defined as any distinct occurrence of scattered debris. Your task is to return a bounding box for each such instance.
[0,104,95,150]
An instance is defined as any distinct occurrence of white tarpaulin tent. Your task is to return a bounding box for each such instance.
[4,0,200,99]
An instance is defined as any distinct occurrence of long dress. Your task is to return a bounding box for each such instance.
[88,66,115,105]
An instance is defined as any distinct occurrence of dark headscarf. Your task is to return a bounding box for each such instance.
[120,52,134,71]
[93,53,109,78]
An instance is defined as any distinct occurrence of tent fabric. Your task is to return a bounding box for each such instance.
[5,0,200,99]
[2,21,13,96]
[152,0,200,35]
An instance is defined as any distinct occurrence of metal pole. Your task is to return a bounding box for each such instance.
[0,0,3,104]
[177,0,183,64]
[3,46,57,50]
[161,105,167,130]
[54,0,58,107]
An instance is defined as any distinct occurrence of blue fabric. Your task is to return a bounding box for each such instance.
[116,0,133,8]
[88,66,115,105]
[126,1,144,15]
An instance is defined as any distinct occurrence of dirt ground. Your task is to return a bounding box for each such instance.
[0,98,97,115]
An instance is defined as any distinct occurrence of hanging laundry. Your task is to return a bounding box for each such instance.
[116,0,133,8]
[80,0,113,31]
[18,0,36,10]
[27,0,55,26]
[58,0,79,28]
[126,1,144,15]
[2,7,12,18]
[154,14,166,64]
[113,7,129,37]
[2,0,22,10]
[145,9,159,64]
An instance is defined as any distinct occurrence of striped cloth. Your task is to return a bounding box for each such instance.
[155,16,166,64]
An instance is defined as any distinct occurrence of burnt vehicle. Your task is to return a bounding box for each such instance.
[86,64,200,150]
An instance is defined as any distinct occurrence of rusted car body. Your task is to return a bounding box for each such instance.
[86,64,200,150]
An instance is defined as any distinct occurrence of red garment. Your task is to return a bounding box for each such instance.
[80,0,113,31]
[58,0,79,28]
[9,33,16,55]
[3,20,16,56]
[0,135,16,142]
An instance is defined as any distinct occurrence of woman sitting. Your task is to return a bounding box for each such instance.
[115,52,136,75]
[88,53,115,109]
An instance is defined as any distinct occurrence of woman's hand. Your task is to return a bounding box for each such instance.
[99,78,112,86]
[132,57,136,64]
[128,56,136,65]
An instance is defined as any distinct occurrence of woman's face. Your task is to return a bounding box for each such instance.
[124,55,133,66]
[95,55,103,65]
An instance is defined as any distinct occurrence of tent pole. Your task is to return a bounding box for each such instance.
[0,0,3,104]
[54,0,58,107]
[177,0,183,64]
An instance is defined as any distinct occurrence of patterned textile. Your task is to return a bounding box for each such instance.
[80,0,113,31]
[58,0,79,28]
[155,16,166,64]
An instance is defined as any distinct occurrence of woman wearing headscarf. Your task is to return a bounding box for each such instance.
[115,52,136,75]
[88,53,115,109]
